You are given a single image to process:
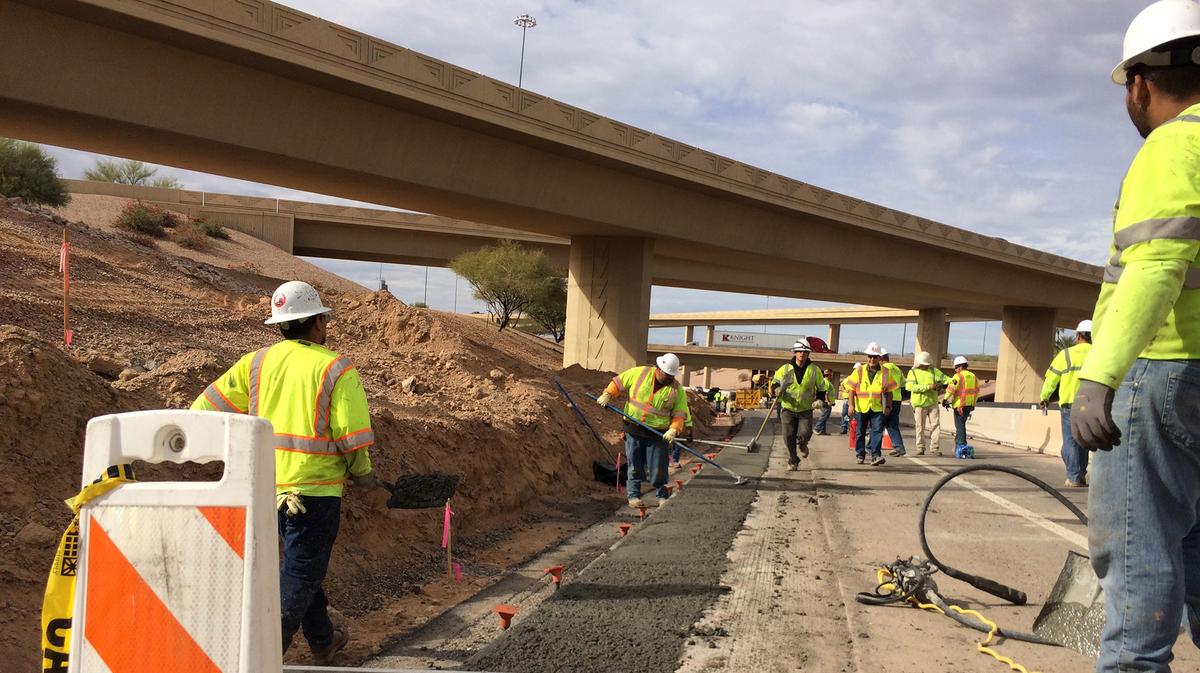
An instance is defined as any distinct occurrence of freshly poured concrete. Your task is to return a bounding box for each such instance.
[467,423,773,673]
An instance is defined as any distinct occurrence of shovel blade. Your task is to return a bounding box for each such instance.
[1032,550,1105,657]
[386,472,461,509]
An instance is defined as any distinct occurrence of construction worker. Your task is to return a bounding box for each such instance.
[941,356,978,457]
[597,353,689,508]
[770,340,824,470]
[813,368,836,435]
[840,363,859,435]
[1072,3,1200,668]
[191,281,377,664]
[846,343,894,466]
[879,348,907,457]
[713,388,725,414]
[905,351,950,456]
[1040,320,1094,488]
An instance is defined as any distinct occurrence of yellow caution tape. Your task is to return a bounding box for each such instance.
[41,464,136,673]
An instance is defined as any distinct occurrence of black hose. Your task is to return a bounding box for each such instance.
[925,590,1062,647]
[918,464,1089,606]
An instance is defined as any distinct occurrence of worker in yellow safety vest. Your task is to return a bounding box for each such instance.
[846,342,895,466]
[1073,4,1200,667]
[879,348,908,457]
[597,353,690,508]
[1040,320,1094,488]
[839,363,859,435]
[941,356,978,456]
[192,281,378,664]
[905,351,950,456]
[814,368,837,435]
[770,340,824,470]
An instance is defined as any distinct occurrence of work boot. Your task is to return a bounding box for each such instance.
[855,456,865,465]
[888,449,906,457]
[915,449,926,456]
[930,448,942,456]
[1064,479,1088,488]
[657,497,669,507]
[871,456,886,466]
[787,461,799,472]
[800,446,810,458]
[627,498,642,508]
[312,628,349,665]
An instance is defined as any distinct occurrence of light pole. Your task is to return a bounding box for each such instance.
[514,14,536,89]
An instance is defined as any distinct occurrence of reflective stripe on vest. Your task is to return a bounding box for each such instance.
[953,372,979,406]
[627,367,682,422]
[202,382,243,414]
[245,344,357,456]
[314,356,355,437]
[247,346,271,416]
[1047,346,1084,377]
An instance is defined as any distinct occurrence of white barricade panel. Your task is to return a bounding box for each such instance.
[68,410,281,673]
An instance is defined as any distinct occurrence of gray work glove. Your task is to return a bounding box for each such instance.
[352,472,378,489]
[1071,380,1120,451]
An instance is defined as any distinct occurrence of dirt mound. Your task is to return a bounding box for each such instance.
[0,197,716,669]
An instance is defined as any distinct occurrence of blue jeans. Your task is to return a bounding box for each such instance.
[625,429,670,500]
[885,398,905,451]
[1089,359,1200,673]
[841,400,850,433]
[953,406,973,446]
[1059,405,1089,484]
[815,402,833,433]
[670,443,682,464]
[278,495,341,653]
[854,410,886,459]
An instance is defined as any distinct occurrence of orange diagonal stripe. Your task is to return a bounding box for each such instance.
[198,506,246,560]
[85,516,222,673]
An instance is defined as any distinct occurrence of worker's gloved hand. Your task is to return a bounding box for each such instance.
[596,392,612,407]
[1071,381,1121,451]
[352,472,378,489]
[883,402,892,416]
[276,491,306,517]
[941,399,951,410]
[811,400,824,411]
[662,428,678,445]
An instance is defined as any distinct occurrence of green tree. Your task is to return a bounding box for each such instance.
[527,274,567,342]
[0,138,70,207]
[1053,328,1075,353]
[450,240,558,331]
[84,158,183,188]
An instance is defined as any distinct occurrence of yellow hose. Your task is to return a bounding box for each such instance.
[874,568,1042,673]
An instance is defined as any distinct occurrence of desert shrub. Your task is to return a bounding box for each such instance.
[120,230,157,248]
[173,219,211,251]
[113,201,175,238]
[195,218,230,239]
[0,138,70,207]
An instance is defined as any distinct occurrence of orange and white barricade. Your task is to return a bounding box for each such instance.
[69,410,281,673]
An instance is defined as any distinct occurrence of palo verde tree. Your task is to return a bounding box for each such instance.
[451,240,560,332]
[84,158,183,189]
[527,274,567,342]
[0,138,70,207]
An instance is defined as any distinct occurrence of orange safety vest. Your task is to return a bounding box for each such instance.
[946,369,979,409]
[606,365,690,432]
[847,365,897,414]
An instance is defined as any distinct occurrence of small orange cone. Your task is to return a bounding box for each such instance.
[618,522,633,538]
[493,604,519,629]
[883,432,894,450]
[544,565,563,587]
[691,465,701,475]
[664,485,673,496]
[638,505,648,520]
[705,452,717,461]
[675,479,684,491]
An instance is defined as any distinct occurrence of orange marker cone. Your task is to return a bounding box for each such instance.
[705,452,717,461]
[638,505,647,520]
[665,485,673,496]
[691,465,702,475]
[544,565,563,587]
[675,479,684,491]
[618,522,633,538]
[883,432,894,450]
[493,604,519,629]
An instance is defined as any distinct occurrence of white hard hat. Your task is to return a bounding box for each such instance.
[915,351,933,366]
[864,342,883,357]
[656,353,681,377]
[1076,319,1093,333]
[953,356,969,367]
[1112,0,1200,84]
[791,339,812,352]
[880,347,890,357]
[265,280,332,325]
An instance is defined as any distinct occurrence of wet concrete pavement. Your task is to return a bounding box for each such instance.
[467,424,772,673]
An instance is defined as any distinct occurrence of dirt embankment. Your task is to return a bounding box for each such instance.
[0,195,722,669]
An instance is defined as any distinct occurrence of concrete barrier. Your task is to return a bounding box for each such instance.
[939,404,1062,454]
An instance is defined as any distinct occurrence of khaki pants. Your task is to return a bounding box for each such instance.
[913,404,941,454]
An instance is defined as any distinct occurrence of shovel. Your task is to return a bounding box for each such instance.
[1032,551,1105,657]
[743,393,781,453]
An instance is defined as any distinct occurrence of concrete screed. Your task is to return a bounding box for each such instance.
[357,411,1200,673]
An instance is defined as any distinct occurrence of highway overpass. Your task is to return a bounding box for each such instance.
[2,0,1102,401]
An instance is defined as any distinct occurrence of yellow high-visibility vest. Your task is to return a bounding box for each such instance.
[605,366,690,431]
[944,370,979,409]
[847,365,897,414]
[191,339,374,497]
[1041,342,1092,406]
[771,360,823,413]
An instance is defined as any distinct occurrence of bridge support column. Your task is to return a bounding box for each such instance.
[915,308,947,365]
[564,236,652,373]
[827,324,841,353]
[682,326,695,386]
[996,307,1057,403]
[703,325,715,387]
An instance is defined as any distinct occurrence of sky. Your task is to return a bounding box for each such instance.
[36,0,1154,356]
